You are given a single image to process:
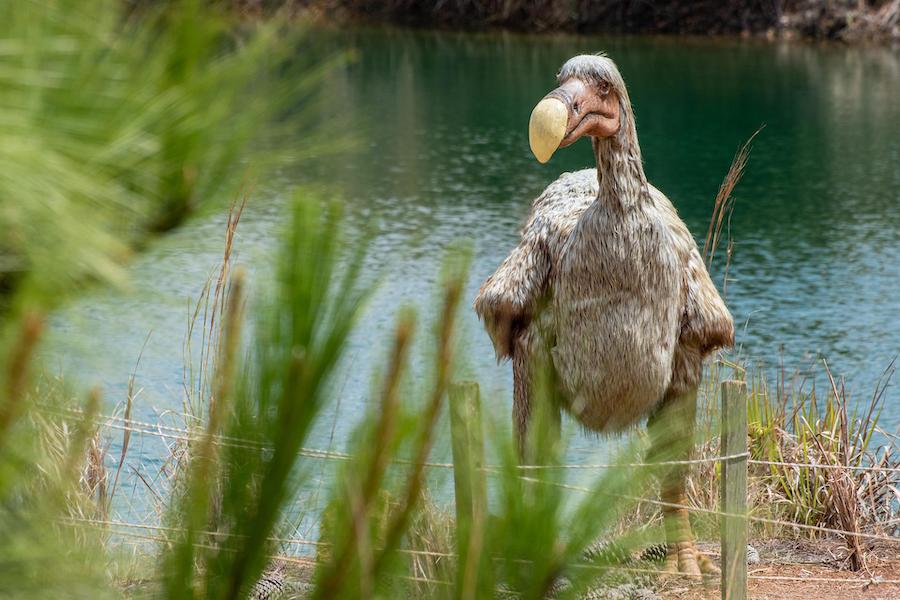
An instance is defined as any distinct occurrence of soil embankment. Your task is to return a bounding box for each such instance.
[239,1,899,43]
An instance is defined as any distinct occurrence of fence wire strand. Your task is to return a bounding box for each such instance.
[42,403,900,591]
[61,517,900,588]
[41,405,900,474]
[42,404,900,544]
[514,475,900,544]
[41,405,755,470]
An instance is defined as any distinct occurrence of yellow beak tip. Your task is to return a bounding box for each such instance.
[528,97,568,164]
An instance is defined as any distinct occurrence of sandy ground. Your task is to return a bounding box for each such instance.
[659,540,900,600]
[265,538,900,599]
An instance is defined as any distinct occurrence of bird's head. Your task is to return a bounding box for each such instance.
[529,54,632,164]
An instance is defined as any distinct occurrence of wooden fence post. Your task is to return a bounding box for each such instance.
[449,381,489,598]
[720,380,749,600]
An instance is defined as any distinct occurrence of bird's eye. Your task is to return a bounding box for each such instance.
[572,101,579,113]
[598,81,610,96]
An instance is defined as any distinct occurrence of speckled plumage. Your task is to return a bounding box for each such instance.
[474,55,733,437]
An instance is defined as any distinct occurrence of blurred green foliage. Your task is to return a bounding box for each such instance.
[0,0,332,303]
[0,1,353,597]
[160,196,372,599]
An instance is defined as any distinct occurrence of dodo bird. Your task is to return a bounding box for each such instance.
[473,54,734,577]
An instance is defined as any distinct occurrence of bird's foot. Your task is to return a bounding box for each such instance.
[661,541,719,581]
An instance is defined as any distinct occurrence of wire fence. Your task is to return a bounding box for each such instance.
[40,404,900,532]
[39,401,900,593]
[46,403,900,473]
[61,516,900,589]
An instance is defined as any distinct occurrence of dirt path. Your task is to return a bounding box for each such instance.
[659,541,900,600]
[661,562,900,599]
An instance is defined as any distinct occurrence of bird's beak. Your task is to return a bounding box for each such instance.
[528,78,620,163]
[529,97,568,164]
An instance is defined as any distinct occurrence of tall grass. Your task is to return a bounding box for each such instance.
[156,195,371,599]
[0,331,116,597]
[677,359,899,567]
[744,361,897,568]
[0,1,345,596]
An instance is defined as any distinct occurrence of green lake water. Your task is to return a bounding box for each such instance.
[50,28,900,519]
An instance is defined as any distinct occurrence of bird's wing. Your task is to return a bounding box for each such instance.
[474,169,597,360]
[651,185,735,354]
[474,213,550,360]
[681,244,735,353]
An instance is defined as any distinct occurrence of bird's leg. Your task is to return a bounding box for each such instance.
[513,373,561,466]
[513,329,561,465]
[513,397,530,462]
[646,389,719,579]
[513,332,534,461]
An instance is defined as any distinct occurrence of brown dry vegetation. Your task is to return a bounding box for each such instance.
[233,0,900,42]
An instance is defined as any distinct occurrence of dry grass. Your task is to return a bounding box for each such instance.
[680,359,899,569]
[702,127,761,270]
[404,494,455,596]
[570,352,900,581]
[312,250,467,599]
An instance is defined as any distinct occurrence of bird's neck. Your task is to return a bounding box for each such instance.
[591,135,649,210]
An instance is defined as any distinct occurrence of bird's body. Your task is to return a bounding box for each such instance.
[476,167,733,435]
[474,54,734,577]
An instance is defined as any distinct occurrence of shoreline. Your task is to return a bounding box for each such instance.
[240,1,900,45]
